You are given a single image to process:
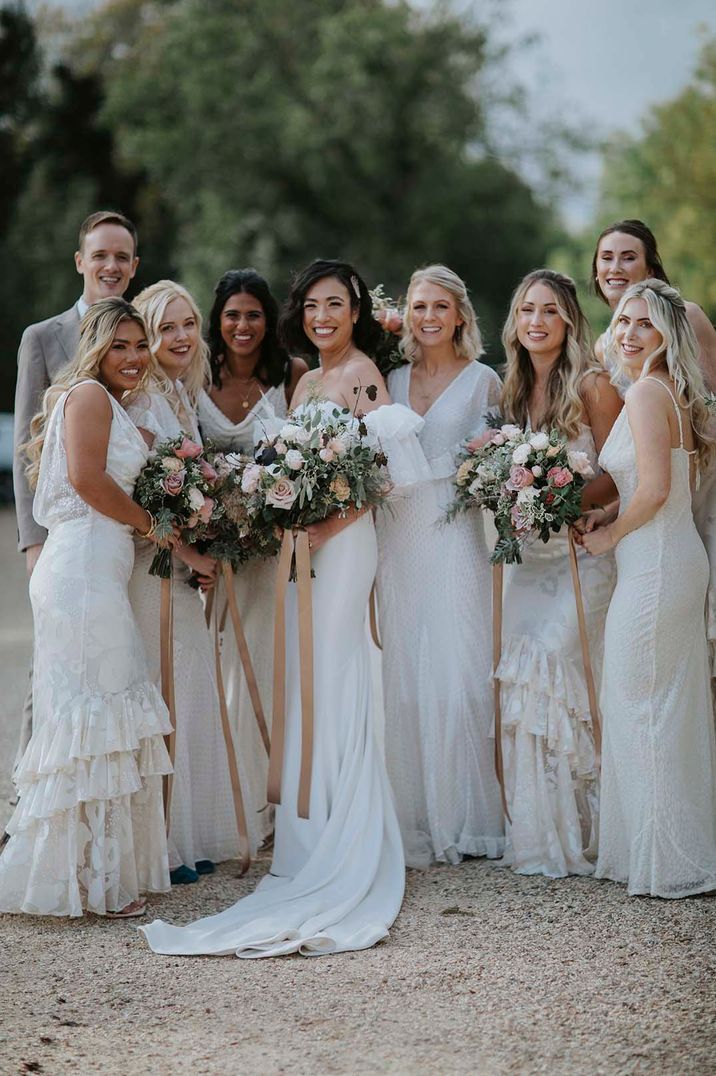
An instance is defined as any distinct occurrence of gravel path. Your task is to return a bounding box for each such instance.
[1,507,714,1076]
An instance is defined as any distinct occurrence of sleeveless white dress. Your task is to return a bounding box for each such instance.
[596,379,716,897]
[0,381,171,916]
[126,386,242,871]
[140,402,426,957]
[496,424,617,877]
[376,362,505,867]
[196,385,287,852]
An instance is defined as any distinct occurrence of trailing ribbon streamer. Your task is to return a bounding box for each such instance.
[267,529,314,820]
[491,562,511,823]
[369,582,382,650]
[567,528,602,758]
[221,562,271,756]
[212,592,251,876]
[159,572,177,834]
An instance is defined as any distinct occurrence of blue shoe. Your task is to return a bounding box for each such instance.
[170,865,199,885]
[195,860,215,875]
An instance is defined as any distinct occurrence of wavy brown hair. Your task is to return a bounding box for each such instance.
[501,269,599,440]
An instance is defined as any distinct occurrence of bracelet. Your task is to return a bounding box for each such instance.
[136,511,157,539]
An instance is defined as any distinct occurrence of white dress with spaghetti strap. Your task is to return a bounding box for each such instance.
[596,377,716,897]
[0,381,171,916]
[196,385,288,852]
[126,386,242,871]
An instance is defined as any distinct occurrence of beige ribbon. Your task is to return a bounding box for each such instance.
[212,592,251,876]
[159,573,177,834]
[267,529,314,820]
[369,582,383,650]
[492,531,603,825]
[221,562,271,756]
[491,562,511,823]
[567,529,602,758]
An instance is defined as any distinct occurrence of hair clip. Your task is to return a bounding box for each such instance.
[350,275,361,301]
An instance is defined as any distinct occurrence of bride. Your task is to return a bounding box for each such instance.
[141,260,428,957]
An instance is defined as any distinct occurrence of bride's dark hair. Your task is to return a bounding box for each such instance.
[279,259,383,360]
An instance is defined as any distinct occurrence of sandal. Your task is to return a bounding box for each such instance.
[106,897,147,919]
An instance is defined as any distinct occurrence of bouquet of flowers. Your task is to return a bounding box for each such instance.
[198,448,282,568]
[446,422,594,564]
[133,434,224,577]
[369,284,405,375]
[246,393,391,541]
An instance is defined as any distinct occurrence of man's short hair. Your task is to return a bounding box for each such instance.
[78,210,138,254]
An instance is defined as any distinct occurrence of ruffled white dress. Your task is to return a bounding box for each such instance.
[0,381,171,916]
[496,425,616,878]
[126,386,242,871]
[376,362,505,867]
[196,385,287,852]
[140,402,425,958]
[596,381,716,897]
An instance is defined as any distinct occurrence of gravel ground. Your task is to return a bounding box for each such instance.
[1,506,715,1076]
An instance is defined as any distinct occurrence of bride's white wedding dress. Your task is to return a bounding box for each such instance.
[0,382,171,916]
[596,379,716,897]
[141,402,425,957]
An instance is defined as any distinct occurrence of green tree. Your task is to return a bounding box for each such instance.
[595,32,716,317]
[93,0,556,354]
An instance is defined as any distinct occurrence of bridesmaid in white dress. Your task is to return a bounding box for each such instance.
[496,270,622,878]
[0,299,172,917]
[375,265,505,868]
[128,281,243,883]
[590,219,716,682]
[196,270,307,852]
[141,260,425,957]
[581,280,716,897]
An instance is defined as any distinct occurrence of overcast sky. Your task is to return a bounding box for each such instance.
[47,0,716,227]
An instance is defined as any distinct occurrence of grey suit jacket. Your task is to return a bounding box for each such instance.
[13,305,81,550]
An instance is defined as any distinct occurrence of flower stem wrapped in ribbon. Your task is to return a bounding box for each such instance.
[133,434,224,576]
[445,421,594,564]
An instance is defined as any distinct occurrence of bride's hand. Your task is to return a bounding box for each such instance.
[304,506,368,553]
[573,503,618,539]
[176,544,218,589]
[580,524,617,557]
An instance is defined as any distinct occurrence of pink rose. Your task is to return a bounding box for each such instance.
[241,463,262,494]
[505,465,534,492]
[162,470,186,496]
[198,458,218,482]
[265,477,298,510]
[547,466,573,488]
[198,496,215,524]
[175,437,203,459]
[467,429,499,452]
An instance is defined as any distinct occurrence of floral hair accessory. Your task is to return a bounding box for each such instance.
[350,275,361,300]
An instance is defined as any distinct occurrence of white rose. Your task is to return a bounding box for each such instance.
[528,431,549,451]
[517,486,539,503]
[319,447,335,463]
[501,423,522,439]
[567,450,595,477]
[293,427,311,445]
[279,423,303,441]
[512,443,531,466]
[187,487,206,511]
[285,449,305,471]
[531,465,542,477]
[240,463,262,494]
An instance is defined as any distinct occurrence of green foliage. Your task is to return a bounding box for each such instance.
[593,33,716,318]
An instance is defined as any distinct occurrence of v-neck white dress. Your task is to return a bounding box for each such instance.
[196,385,288,853]
[375,361,506,868]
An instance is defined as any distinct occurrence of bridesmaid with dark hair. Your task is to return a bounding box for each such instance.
[197,269,308,854]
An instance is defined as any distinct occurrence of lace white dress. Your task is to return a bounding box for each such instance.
[126,386,242,871]
[196,385,288,852]
[0,381,171,916]
[596,379,716,897]
[140,402,426,958]
[375,362,505,867]
[496,424,616,878]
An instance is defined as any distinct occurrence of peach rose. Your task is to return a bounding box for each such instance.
[330,474,351,502]
[505,465,534,492]
[175,437,203,459]
[547,466,573,488]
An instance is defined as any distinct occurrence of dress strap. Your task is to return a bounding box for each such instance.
[640,376,694,452]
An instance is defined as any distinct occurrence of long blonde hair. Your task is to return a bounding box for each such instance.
[24,298,153,489]
[400,264,484,363]
[501,269,598,439]
[605,278,715,469]
[132,280,210,406]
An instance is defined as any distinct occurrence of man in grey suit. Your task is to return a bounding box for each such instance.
[11,209,139,774]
